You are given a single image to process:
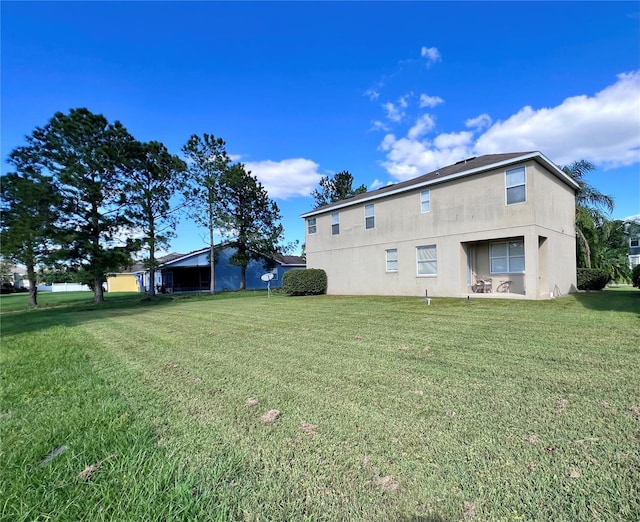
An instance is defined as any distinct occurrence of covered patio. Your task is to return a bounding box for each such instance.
[463,237,527,297]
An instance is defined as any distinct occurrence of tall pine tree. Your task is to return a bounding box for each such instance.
[19,108,139,303]
[311,170,367,208]
[182,134,230,294]
[0,166,58,306]
[127,141,187,297]
[218,163,284,289]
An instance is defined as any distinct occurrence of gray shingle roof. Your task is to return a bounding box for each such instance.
[157,245,306,268]
[274,255,306,266]
[301,151,576,217]
[116,252,186,273]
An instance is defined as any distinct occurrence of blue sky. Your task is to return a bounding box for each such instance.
[2,1,639,256]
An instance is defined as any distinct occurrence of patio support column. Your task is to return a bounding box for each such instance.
[461,242,472,294]
[523,228,539,299]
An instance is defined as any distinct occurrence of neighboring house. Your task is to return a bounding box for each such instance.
[0,263,28,290]
[10,264,27,289]
[158,245,305,292]
[106,253,185,293]
[106,263,143,293]
[301,151,579,300]
[629,236,640,269]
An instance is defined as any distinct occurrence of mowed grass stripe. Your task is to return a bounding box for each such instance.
[1,322,242,521]
[84,292,640,519]
[1,290,639,520]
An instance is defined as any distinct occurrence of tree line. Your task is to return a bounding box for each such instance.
[0,108,285,306]
[1,109,635,307]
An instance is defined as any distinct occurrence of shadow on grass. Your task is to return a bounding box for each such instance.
[0,290,277,338]
[0,293,182,338]
[573,287,640,315]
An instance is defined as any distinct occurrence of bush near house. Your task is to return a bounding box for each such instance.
[282,268,327,295]
[631,264,640,288]
[577,268,611,290]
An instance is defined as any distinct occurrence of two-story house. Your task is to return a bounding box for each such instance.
[301,152,579,300]
[629,235,640,269]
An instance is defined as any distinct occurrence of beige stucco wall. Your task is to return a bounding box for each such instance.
[528,163,577,296]
[305,160,576,299]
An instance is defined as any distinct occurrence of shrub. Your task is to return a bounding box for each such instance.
[577,268,611,291]
[632,264,640,288]
[282,269,327,296]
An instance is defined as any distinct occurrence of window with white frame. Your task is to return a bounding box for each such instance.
[307,217,317,234]
[421,189,430,213]
[386,248,398,272]
[331,212,340,235]
[490,241,525,273]
[506,166,526,205]
[365,204,375,229]
[416,245,437,276]
[631,239,639,248]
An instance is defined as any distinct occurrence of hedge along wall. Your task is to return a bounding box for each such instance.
[282,269,327,296]
[576,268,611,291]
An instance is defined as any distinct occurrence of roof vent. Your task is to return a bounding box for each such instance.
[455,156,477,165]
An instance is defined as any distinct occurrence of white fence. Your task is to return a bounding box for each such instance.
[51,283,92,292]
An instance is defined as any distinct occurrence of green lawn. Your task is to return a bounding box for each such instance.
[1,289,639,521]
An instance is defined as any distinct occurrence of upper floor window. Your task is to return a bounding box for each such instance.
[416,245,437,276]
[490,241,525,273]
[331,212,340,235]
[421,189,430,213]
[631,239,639,248]
[307,217,317,235]
[365,204,375,229]
[386,248,398,272]
[506,166,526,205]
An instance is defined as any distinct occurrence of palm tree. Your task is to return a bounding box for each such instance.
[561,160,614,269]
[591,219,632,282]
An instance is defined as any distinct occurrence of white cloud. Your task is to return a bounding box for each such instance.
[382,94,413,123]
[365,89,380,101]
[433,131,474,149]
[243,158,324,199]
[419,94,444,108]
[408,114,436,140]
[380,71,640,180]
[369,120,391,132]
[379,133,398,152]
[380,134,473,179]
[421,46,441,67]
[475,71,640,168]
[383,101,405,122]
[465,114,492,131]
